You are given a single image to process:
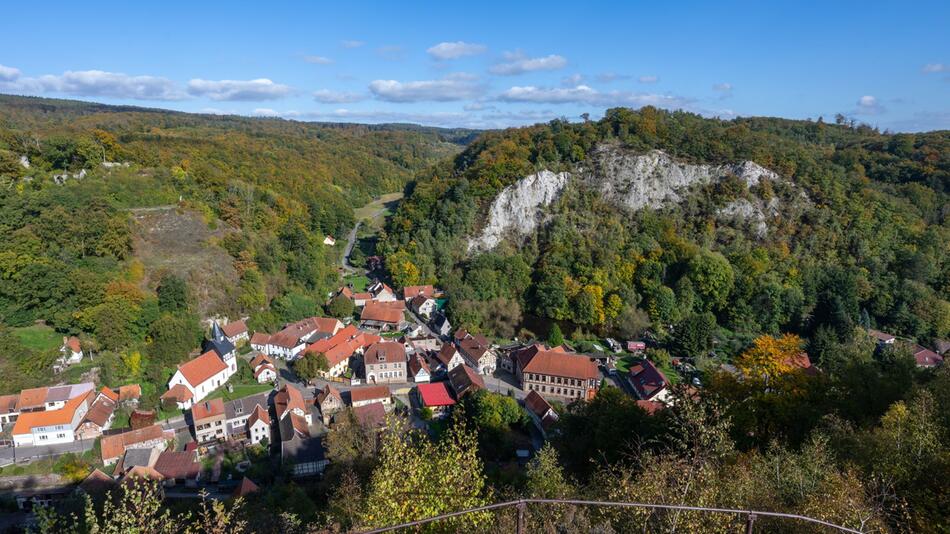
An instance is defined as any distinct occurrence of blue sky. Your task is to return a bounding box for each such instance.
[1,1,947,131]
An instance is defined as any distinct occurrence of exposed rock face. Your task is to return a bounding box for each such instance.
[467,145,789,251]
[584,147,779,211]
[467,170,570,252]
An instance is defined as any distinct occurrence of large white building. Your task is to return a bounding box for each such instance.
[162,350,236,409]
[12,391,94,447]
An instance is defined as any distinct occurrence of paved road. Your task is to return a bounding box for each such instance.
[340,221,361,272]
[0,439,95,465]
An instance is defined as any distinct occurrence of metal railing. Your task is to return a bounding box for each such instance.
[359,498,865,534]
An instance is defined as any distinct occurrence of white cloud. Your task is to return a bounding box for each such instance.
[186,78,293,101]
[427,41,487,60]
[638,75,659,84]
[0,64,21,82]
[713,82,733,92]
[498,84,690,109]
[1,69,185,100]
[303,55,333,65]
[252,108,280,116]
[561,74,584,87]
[341,40,365,49]
[855,95,885,115]
[489,51,567,75]
[313,89,366,103]
[922,63,947,73]
[368,74,485,102]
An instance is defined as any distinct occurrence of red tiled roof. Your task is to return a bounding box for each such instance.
[448,365,485,397]
[364,341,406,366]
[270,317,342,348]
[408,354,430,376]
[100,386,120,403]
[435,344,460,367]
[122,465,164,484]
[353,402,387,429]
[250,353,274,369]
[275,385,306,419]
[519,349,599,381]
[177,350,227,388]
[403,285,434,299]
[66,336,81,353]
[250,332,271,345]
[17,387,49,411]
[233,477,259,497]
[459,334,491,362]
[119,384,141,402]
[913,345,944,367]
[221,320,248,338]
[192,398,225,420]
[361,301,405,324]
[12,390,92,436]
[524,390,558,428]
[101,425,169,463]
[785,352,820,376]
[349,385,390,404]
[0,394,18,415]
[161,384,193,403]
[154,450,200,480]
[628,359,669,401]
[247,404,271,427]
[289,412,310,437]
[83,395,117,428]
[417,382,456,407]
[304,325,380,368]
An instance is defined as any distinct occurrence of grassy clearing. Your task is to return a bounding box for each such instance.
[13,324,63,352]
[343,274,370,292]
[203,383,272,403]
[353,192,404,220]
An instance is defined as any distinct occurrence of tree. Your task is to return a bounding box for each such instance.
[671,312,716,357]
[292,351,328,381]
[148,313,202,368]
[325,408,377,468]
[548,323,564,347]
[157,274,189,313]
[688,251,734,312]
[734,333,803,384]
[361,416,488,531]
[326,294,355,319]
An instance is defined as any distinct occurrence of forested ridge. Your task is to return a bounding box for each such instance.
[0,94,470,397]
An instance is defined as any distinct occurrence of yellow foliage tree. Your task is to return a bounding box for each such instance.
[122,350,143,377]
[734,333,803,383]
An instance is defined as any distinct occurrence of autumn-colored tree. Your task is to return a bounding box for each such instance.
[734,333,804,383]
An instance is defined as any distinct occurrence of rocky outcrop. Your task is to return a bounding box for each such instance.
[467,170,570,252]
[467,145,791,251]
[584,147,779,211]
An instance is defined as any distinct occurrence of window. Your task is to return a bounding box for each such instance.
[39,435,48,440]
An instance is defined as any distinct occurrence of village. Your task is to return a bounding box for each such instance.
[0,277,945,516]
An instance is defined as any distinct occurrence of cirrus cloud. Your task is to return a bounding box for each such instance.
[922,63,947,73]
[489,51,567,75]
[427,41,487,60]
[368,74,486,102]
[186,78,294,101]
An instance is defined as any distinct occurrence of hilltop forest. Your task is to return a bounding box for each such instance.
[0,94,471,396]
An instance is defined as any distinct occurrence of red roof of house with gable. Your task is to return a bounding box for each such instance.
[221,320,247,338]
[417,382,456,407]
[177,350,227,388]
[361,301,405,324]
[403,285,434,299]
[628,359,669,401]
[191,398,225,421]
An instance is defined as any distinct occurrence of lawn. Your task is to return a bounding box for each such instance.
[203,383,272,403]
[343,273,370,292]
[13,324,63,352]
[615,355,681,384]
